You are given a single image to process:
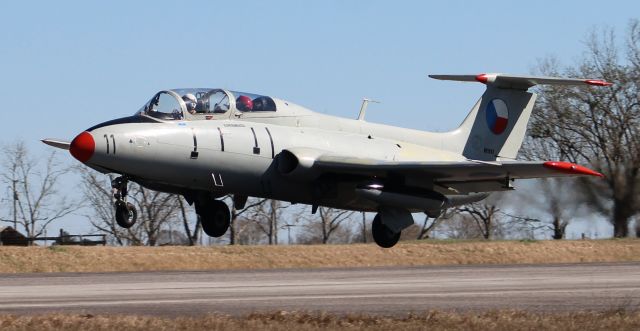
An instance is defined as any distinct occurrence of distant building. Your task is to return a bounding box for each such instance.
[0,226,29,246]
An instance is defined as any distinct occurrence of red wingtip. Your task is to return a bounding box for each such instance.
[543,161,604,178]
[584,79,613,87]
[475,74,488,83]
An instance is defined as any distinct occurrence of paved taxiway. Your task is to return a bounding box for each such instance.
[1,262,639,315]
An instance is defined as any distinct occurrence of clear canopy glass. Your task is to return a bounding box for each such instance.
[137,88,277,120]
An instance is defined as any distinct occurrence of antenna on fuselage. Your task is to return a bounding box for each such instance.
[357,98,380,121]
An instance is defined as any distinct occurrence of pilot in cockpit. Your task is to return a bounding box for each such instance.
[182,94,197,114]
[236,95,253,112]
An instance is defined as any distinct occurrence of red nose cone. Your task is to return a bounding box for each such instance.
[70,131,95,163]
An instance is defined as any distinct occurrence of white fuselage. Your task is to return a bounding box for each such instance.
[87,111,465,211]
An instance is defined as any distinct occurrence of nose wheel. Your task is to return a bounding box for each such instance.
[115,200,137,228]
[112,176,137,228]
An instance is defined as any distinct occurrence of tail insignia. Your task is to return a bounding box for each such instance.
[486,98,509,135]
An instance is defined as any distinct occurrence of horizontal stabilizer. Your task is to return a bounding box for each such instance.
[429,73,612,90]
[41,138,71,150]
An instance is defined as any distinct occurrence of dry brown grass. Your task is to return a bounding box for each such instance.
[1,310,640,331]
[1,239,639,273]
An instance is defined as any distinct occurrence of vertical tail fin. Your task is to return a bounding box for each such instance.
[429,73,611,161]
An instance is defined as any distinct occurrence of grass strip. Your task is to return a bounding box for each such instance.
[1,239,639,273]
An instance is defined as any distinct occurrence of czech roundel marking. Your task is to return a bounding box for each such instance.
[485,99,508,135]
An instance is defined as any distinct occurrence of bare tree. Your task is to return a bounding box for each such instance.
[177,196,200,246]
[234,216,269,245]
[250,199,290,245]
[317,207,355,244]
[0,142,74,239]
[80,169,180,245]
[346,212,373,244]
[440,213,486,239]
[450,192,540,240]
[498,212,549,240]
[416,209,452,240]
[520,134,585,239]
[525,179,582,239]
[133,187,179,246]
[529,21,640,237]
[457,203,500,240]
[229,197,267,245]
[295,207,357,244]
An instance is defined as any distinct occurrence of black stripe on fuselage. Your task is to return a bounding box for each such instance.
[103,134,109,154]
[250,127,260,155]
[190,128,198,159]
[110,134,116,154]
[86,115,160,132]
[218,127,224,152]
[265,127,274,159]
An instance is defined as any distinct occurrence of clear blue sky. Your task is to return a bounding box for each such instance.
[0,1,637,236]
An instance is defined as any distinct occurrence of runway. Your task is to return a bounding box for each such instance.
[1,262,640,316]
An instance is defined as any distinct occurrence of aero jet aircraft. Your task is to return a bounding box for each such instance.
[43,73,609,247]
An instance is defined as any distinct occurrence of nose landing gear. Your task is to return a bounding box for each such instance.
[112,176,137,228]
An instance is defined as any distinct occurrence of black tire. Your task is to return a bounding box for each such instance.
[200,200,230,238]
[372,214,400,248]
[115,201,137,228]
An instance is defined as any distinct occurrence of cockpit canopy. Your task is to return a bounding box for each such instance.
[137,88,277,121]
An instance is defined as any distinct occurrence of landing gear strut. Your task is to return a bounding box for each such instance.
[112,176,137,228]
[372,214,400,248]
[195,198,230,237]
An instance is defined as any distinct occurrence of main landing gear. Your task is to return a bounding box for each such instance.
[372,214,400,248]
[110,177,231,237]
[112,176,137,228]
[195,195,231,237]
[371,207,413,248]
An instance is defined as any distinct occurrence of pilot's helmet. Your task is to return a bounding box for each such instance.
[182,94,197,113]
[236,95,253,111]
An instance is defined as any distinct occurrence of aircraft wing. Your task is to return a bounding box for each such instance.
[312,156,603,193]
